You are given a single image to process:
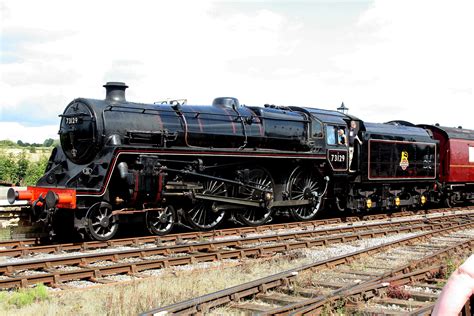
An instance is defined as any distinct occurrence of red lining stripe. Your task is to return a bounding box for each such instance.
[156,112,164,131]
[221,107,237,134]
[77,149,326,196]
[246,108,264,137]
[189,106,204,133]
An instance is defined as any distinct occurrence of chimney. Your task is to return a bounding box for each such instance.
[104,82,128,102]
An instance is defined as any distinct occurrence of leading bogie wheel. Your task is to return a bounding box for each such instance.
[146,205,176,235]
[86,202,119,241]
[236,168,274,226]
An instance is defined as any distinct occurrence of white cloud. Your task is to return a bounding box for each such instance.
[0,122,58,144]
[332,0,474,126]
[1,0,473,145]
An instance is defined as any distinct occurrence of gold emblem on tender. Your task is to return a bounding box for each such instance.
[400,150,409,170]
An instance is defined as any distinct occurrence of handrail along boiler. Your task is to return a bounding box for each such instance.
[8,82,474,240]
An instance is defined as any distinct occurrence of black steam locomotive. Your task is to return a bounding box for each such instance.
[9,82,469,241]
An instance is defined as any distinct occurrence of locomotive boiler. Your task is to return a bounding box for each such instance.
[7,82,474,241]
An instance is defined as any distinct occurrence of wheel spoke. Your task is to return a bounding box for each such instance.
[87,204,118,240]
[288,169,323,220]
[236,168,274,226]
[147,207,175,235]
[198,208,206,225]
[293,193,304,200]
[185,179,227,229]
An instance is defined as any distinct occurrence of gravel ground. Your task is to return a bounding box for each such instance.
[172,259,235,272]
[102,274,140,282]
[404,285,442,295]
[139,268,164,276]
[0,221,467,316]
[52,265,84,272]
[308,271,364,284]
[240,241,279,248]
[367,302,412,312]
[86,260,116,267]
[1,211,472,296]
[16,270,48,276]
[296,232,419,262]
[118,257,143,264]
[167,252,191,258]
[143,254,166,260]
[2,209,472,266]
[64,280,97,288]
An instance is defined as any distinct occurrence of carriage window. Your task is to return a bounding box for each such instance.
[312,120,323,137]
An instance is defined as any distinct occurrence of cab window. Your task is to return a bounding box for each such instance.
[326,125,337,145]
[311,120,323,138]
[326,125,347,146]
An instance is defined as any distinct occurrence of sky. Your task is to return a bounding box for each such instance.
[0,0,473,143]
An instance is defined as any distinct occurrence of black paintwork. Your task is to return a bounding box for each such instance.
[358,122,438,182]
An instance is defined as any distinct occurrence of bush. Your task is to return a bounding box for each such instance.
[7,284,49,308]
[23,156,49,186]
[0,153,18,184]
[0,152,49,186]
[0,140,16,147]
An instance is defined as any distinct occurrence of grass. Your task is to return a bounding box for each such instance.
[0,255,314,316]
[1,235,470,315]
[436,255,466,287]
[0,284,49,308]
[0,147,51,162]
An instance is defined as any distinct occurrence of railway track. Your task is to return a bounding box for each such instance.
[0,210,470,260]
[0,206,469,251]
[0,210,472,290]
[142,216,474,315]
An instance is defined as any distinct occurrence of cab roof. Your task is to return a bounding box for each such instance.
[289,106,356,125]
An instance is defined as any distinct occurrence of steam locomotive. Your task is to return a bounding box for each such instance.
[8,82,474,240]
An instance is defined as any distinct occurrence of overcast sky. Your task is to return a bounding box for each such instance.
[1,0,473,143]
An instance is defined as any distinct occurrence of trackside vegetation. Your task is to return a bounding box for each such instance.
[0,138,54,187]
[0,284,49,308]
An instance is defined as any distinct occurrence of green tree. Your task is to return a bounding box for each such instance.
[16,152,30,183]
[0,140,16,147]
[42,138,54,147]
[23,156,48,185]
[0,153,18,183]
